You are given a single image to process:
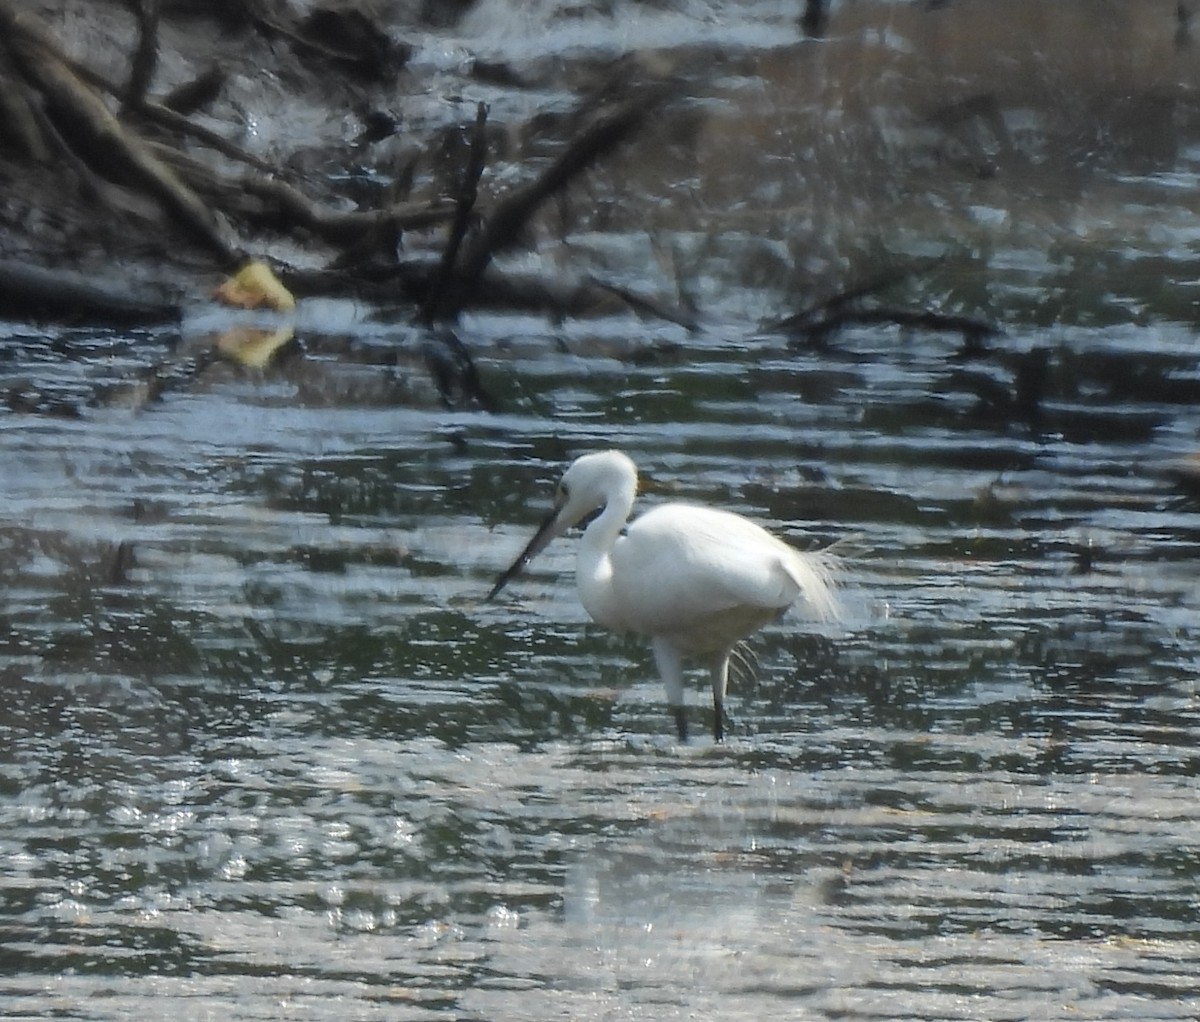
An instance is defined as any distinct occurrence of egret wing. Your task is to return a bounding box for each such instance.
[610,504,838,639]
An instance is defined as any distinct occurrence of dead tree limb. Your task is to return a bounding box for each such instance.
[420,101,489,325]
[422,328,497,411]
[148,143,454,244]
[134,97,277,172]
[457,89,665,285]
[122,0,161,111]
[236,175,455,243]
[763,259,998,352]
[2,2,270,175]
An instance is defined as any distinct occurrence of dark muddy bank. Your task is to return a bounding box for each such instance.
[6,0,1198,335]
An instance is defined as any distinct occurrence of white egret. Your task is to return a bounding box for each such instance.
[487,450,841,742]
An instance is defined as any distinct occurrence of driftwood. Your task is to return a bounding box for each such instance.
[0,259,180,324]
[2,0,997,399]
[283,258,695,328]
[0,0,1018,367]
[135,96,277,174]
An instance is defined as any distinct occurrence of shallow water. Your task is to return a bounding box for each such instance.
[5,1,1200,1018]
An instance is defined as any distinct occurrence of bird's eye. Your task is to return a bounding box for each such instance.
[557,483,570,501]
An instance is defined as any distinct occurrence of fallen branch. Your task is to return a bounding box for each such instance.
[784,306,1001,350]
[189,156,455,243]
[0,259,180,325]
[1,10,273,175]
[762,259,998,352]
[763,261,943,334]
[134,96,277,173]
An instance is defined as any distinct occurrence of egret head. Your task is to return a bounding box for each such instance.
[486,450,638,600]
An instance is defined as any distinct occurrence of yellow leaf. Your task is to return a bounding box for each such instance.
[213,261,295,312]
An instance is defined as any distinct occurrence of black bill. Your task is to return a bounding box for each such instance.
[486,503,563,600]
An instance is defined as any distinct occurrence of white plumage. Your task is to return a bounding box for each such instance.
[488,450,840,741]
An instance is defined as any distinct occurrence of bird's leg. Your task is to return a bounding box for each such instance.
[652,638,688,743]
[673,706,689,744]
[710,653,731,743]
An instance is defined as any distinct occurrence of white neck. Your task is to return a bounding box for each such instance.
[574,483,634,629]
